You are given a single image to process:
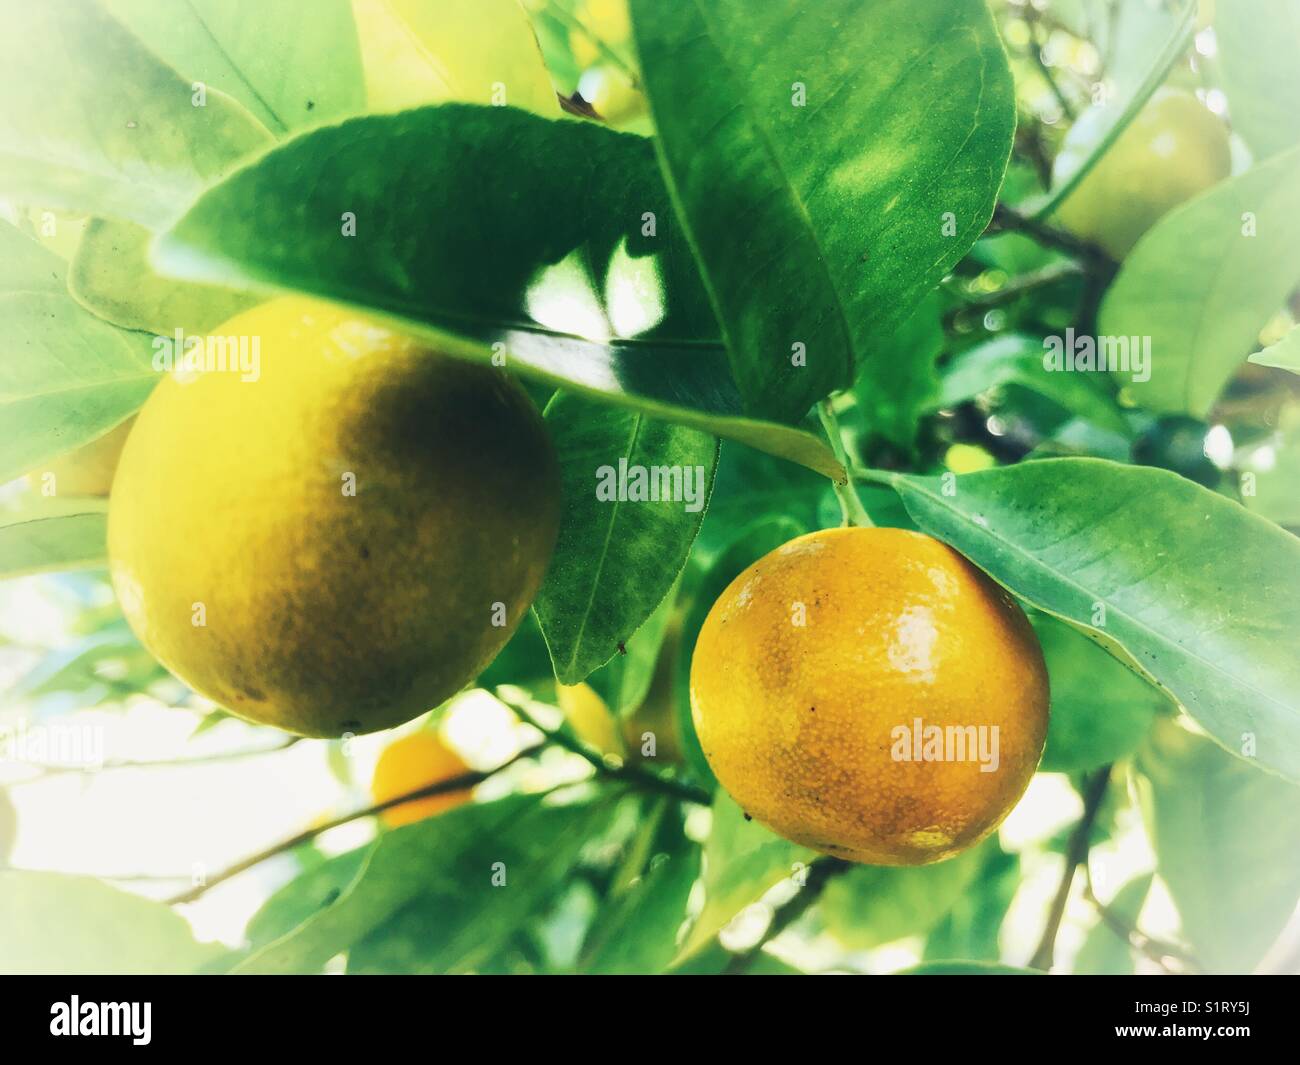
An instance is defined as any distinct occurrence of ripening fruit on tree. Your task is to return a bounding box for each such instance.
[26,417,134,497]
[1051,88,1231,259]
[370,730,473,828]
[557,682,624,756]
[108,297,561,737]
[690,527,1049,865]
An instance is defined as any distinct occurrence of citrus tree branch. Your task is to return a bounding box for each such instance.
[498,691,712,806]
[165,744,543,906]
[725,856,851,973]
[1029,766,1112,971]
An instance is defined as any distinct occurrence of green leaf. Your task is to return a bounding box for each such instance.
[0,497,108,581]
[1248,325,1300,375]
[1074,873,1152,975]
[535,394,716,683]
[153,105,842,479]
[923,845,1019,962]
[245,847,372,949]
[1216,0,1300,160]
[675,515,809,782]
[237,792,616,974]
[853,290,945,451]
[675,791,813,962]
[0,0,271,226]
[880,458,1300,781]
[933,333,1129,434]
[0,223,158,485]
[581,813,701,974]
[816,839,991,951]
[1098,144,1300,415]
[629,0,1015,420]
[1035,613,1164,773]
[0,871,224,974]
[1135,719,1300,973]
[584,584,678,716]
[897,960,1038,975]
[103,0,364,136]
[70,219,253,335]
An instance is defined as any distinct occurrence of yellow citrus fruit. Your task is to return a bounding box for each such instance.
[109,297,560,737]
[557,682,623,756]
[621,614,686,765]
[690,527,1049,866]
[1052,88,1231,259]
[26,417,134,497]
[371,730,473,827]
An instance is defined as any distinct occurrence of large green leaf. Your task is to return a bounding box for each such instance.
[816,839,990,951]
[1135,720,1300,974]
[1035,613,1165,773]
[534,394,717,683]
[878,459,1300,781]
[1099,145,1300,415]
[922,845,1019,962]
[0,497,108,581]
[237,792,617,974]
[853,290,945,452]
[674,791,814,962]
[0,223,158,484]
[0,871,225,974]
[1216,0,1300,160]
[630,0,1015,421]
[153,105,842,478]
[0,0,271,226]
[103,0,364,136]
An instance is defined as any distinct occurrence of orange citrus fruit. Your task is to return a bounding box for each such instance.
[108,297,560,737]
[690,527,1049,865]
[371,731,473,827]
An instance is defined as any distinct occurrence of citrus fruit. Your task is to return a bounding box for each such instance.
[557,682,623,756]
[1052,88,1231,259]
[689,527,1049,865]
[26,418,134,497]
[371,730,473,827]
[108,297,561,737]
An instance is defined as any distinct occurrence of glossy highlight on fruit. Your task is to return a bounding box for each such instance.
[108,297,561,737]
[689,527,1049,865]
[1052,88,1231,259]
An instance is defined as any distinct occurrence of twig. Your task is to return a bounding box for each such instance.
[1025,8,1077,120]
[1029,766,1112,971]
[987,202,1115,269]
[817,400,874,527]
[725,857,851,973]
[1083,868,1200,973]
[499,692,712,806]
[165,745,543,905]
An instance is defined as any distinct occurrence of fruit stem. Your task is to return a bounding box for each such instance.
[1032,0,1198,223]
[1028,765,1113,972]
[502,692,713,806]
[817,399,874,528]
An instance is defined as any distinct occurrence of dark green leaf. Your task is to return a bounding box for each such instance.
[154,105,842,478]
[534,394,717,682]
[923,845,1019,962]
[630,0,1014,420]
